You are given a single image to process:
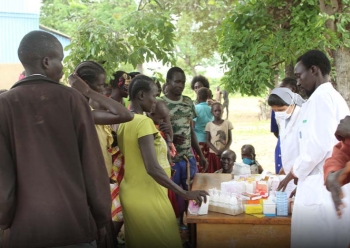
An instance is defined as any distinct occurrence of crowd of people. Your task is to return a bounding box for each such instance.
[1,30,350,248]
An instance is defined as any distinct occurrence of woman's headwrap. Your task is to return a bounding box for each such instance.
[118,73,131,89]
[270,87,305,107]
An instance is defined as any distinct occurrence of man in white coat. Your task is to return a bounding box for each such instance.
[278,50,350,248]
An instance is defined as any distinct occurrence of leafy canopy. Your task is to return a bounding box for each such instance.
[218,0,337,96]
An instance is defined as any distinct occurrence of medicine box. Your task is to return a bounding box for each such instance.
[208,204,244,216]
[244,204,263,214]
[263,200,276,215]
[188,196,210,215]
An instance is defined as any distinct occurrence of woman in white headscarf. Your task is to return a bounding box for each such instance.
[268,88,305,194]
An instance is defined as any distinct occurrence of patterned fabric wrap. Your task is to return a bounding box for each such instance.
[108,147,124,222]
[194,142,209,172]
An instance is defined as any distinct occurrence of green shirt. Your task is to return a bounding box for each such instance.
[161,95,197,162]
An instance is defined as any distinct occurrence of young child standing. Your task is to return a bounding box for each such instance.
[194,88,213,172]
[205,103,233,173]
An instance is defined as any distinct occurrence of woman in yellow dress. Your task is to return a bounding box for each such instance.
[117,75,208,247]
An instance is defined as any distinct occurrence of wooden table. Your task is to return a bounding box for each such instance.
[187,173,291,248]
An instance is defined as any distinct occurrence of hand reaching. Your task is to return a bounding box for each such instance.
[199,156,208,172]
[68,73,90,95]
[326,161,350,218]
[183,190,209,206]
[289,188,297,198]
[173,134,186,145]
[277,172,295,192]
[335,116,350,141]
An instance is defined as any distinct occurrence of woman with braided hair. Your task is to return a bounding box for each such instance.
[69,61,134,247]
[117,75,208,247]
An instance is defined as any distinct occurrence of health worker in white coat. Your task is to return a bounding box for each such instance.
[268,87,305,195]
[277,50,350,248]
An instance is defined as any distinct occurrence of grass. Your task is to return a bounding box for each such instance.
[221,96,276,173]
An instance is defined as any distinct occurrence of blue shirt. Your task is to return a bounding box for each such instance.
[193,102,213,142]
[271,111,283,173]
[270,111,279,133]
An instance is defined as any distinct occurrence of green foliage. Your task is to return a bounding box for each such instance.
[335,11,350,48]
[166,0,235,75]
[42,0,176,81]
[218,0,338,96]
[63,18,129,81]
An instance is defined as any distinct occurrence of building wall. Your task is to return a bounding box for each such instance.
[0,63,24,90]
[0,0,41,63]
[0,0,70,89]
[0,12,39,63]
[0,0,40,14]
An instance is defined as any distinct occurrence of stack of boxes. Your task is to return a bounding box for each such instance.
[276,191,288,216]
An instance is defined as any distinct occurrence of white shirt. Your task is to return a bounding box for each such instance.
[293,82,350,180]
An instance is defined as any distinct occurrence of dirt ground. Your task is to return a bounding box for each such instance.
[225,96,277,173]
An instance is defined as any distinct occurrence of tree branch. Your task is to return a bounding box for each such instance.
[271,60,285,69]
[330,0,339,12]
[319,0,338,15]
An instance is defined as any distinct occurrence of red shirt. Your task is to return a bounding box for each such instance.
[324,139,350,185]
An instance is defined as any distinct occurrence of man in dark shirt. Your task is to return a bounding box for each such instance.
[0,31,111,248]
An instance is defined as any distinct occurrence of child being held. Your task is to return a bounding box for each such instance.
[205,103,233,173]
[241,144,264,174]
[148,100,176,166]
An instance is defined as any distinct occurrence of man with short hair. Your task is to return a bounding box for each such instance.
[161,67,208,228]
[0,31,111,248]
[278,50,350,248]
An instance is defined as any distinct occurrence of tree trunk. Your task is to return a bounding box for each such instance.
[137,64,143,74]
[190,65,197,76]
[285,63,294,78]
[274,73,279,88]
[334,48,350,107]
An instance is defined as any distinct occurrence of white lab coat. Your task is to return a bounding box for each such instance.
[279,105,302,174]
[291,83,350,248]
[277,106,301,197]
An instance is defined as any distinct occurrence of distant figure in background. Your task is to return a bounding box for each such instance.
[193,88,213,171]
[206,103,233,173]
[222,89,229,120]
[18,71,25,80]
[215,86,222,103]
[241,144,263,174]
[215,150,237,174]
